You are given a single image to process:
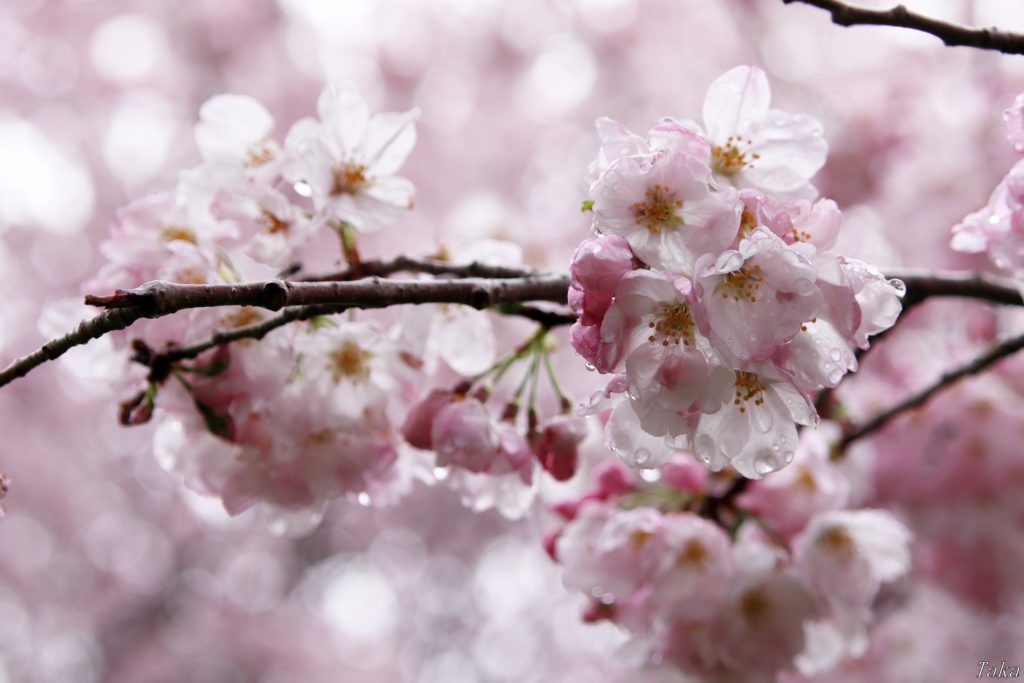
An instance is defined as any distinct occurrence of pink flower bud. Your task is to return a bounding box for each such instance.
[532,416,587,481]
[401,389,454,450]
[431,399,499,473]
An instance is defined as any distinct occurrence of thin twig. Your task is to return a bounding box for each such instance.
[298,255,535,282]
[782,0,1024,56]
[0,308,145,388]
[842,330,1024,447]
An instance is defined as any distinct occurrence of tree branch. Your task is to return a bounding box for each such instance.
[841,330,1024,447]
[297,255,535,282]
[782,0,1024,56]
[83,275,570,314]
[1,267,1021,390]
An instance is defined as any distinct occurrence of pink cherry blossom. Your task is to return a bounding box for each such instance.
[591,147,740,274]
[284,84,418,233]
[701,65,828,201]
[695,226,824,364]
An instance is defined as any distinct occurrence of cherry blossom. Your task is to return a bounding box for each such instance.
[284,84,419,233]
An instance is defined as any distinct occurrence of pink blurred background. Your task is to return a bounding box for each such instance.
[2,0,1024,680]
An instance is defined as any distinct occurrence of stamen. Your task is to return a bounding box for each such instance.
[631,183,683,234]
[648,301,696,347]
[711,135,759,175]
[717,263,764,302]
[328,340,371,382]
[330,162,369,196]
[733,371,767,414]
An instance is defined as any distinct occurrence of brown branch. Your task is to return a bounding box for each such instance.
[0,308,146,388]
[1,275,571,389]
[841,330,1024,447]
[2,267,1021,390]
[782,0,1024,55]
[298,255,535,282]
[84,275,570,314]
[893,268,1023,308]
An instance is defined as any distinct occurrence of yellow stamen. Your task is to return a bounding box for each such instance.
[631,183,683,234]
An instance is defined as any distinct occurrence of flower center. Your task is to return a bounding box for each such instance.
[245,141,277,167]
[739,588,770,625]
[630,529,654,551]
[718,263,764,302]
[222,307,263,329]
[647,301,696,347]
[733,371,767,413]
[160,225,196,244]
[331,162,369,196]
[631,183,683,234]
[328,340,371,382]
[712,136,760,175]
[818,526,855,558]
[676,539,710,570]
[739,208,758,237]
[260,209,290,234]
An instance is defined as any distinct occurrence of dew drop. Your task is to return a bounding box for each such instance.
[753,455,777,476]
[827,368,845,384]
[356,492,370,506]
[293,180,312,197]
[585,363,596,372]
[887,278,907,296]
[633,447,652,466]
[828,348,843,362]
[640,468,661,482]
[783,450,795,464]
[433,466,450,481]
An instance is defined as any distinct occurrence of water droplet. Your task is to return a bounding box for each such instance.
[633,447,652,466]
[827,368,844,384]
[887,278,906,297]
[356,492,370,506]
[293,180,312,197]
[640,468,660,482]
[433,466,450,481]
[828,348,842,362]
[753,455,777,476]
[584,363,596,372]
[783,450,795,464]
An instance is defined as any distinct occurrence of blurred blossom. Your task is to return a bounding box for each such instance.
[4,1,1024,682]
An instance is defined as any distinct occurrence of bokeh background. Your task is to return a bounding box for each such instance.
[2,0,1024,681]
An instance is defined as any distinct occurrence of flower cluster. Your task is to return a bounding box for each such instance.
[951,92,1024,290]
[547,430,911,681]
[571,66,904,478]
[70,85,431,531]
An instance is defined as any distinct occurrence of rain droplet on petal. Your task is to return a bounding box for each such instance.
[433,466,450,481]
[357,492,370,506]
[828,348,843,362]
[887,278,907,297]
[753,455,777,476]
